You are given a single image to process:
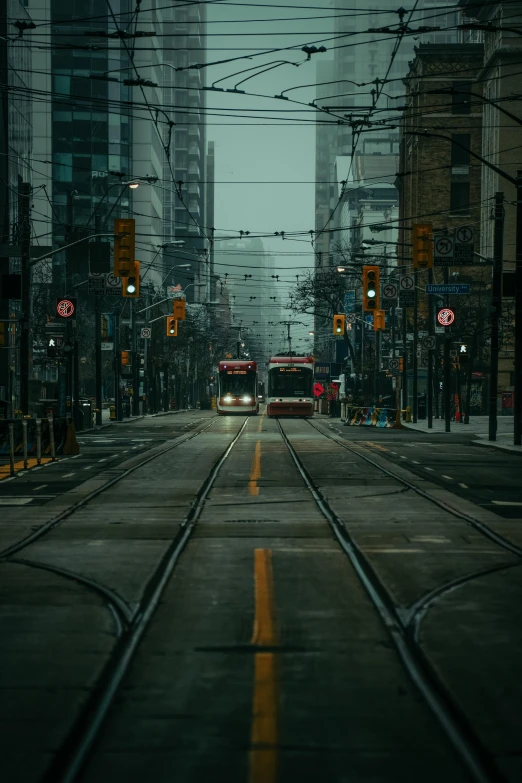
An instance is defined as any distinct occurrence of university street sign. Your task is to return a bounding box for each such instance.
[426,284,470,295]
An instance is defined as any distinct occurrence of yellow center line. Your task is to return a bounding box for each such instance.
[249,548,279,783]
[248,440,262,496]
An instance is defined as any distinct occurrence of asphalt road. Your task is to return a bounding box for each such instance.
[323,420,522,518]
[1,410,521,783]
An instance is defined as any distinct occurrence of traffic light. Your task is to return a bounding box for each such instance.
[399,357,404,371]
[122,260,140,298]
[173,298,186,320]
[412,223,433,269]
[333,314,345,335]
[166,317,178,336]
[113,218,135,277]
[362,265,380,311]
[121,351,130,366]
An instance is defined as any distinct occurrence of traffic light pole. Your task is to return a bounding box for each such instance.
[489,192,504,441]
[114,309,122,421]
[402,307,408,414]
[412,269,419,422]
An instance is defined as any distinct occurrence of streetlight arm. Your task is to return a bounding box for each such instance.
[29,232,114,268]
[404,131,517,185]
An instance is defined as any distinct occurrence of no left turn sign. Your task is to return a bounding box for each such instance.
[383,282,398,299]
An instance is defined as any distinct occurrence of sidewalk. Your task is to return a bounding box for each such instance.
[401,415,522,455]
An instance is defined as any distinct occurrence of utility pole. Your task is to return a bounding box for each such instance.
[19,183,31,415]
[489,192,504,441]
[95,295,102,425]
[412,269,419,422]
[402,306,408,413]
[514,172,522,445]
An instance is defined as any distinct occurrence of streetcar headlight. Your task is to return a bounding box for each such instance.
[242,395,252,403]
[224,395,232,404]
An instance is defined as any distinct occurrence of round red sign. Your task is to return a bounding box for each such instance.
[56,299,75,318]
[437,307,455,327]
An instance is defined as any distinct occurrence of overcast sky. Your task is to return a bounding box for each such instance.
[204,0,337,348]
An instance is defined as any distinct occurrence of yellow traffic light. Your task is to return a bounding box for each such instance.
[373,310,385,331]
[122,260,140,298]
[412,223,433,269]
[362,265,380,311]
[333,314,345,335]
[166,317,178,336]
[399,357,404,371]
[173,298,186,320]
[113,218,135,277]
[121,350,130,366]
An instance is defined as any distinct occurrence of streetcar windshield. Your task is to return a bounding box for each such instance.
[269,367,313,397]
[219,370,256,396]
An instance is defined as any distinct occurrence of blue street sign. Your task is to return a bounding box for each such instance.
[344,290,355,314]
[426,284,470,295]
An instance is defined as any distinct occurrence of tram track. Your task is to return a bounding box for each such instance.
[39,415,250,783]
[0,416,219,561]
[277,417,509,783]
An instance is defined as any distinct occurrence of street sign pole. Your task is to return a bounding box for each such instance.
[413,269,419,423]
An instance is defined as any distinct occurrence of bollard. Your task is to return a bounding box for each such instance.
[36,419,42,465]
[109,405,116,420]
[405,406,412,423]
[48,415,56,460]
[8,422,15,476]
[22,419,28,469]
[395,410,403,429]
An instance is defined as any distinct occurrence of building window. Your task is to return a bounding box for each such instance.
[451,134,471,168]
[450,182,470,214]
[452,82,472,114]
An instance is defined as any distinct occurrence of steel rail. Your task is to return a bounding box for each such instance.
[307,419,522,558]
[0,417,218,560]
[277,418,501,783]
[44,416,250,783]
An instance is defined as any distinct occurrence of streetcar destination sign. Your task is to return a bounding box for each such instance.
[426,284,470,295]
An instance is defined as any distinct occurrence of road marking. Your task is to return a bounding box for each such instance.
[249,549,278,783]
[98,458,107,463]
[249,440,262,496]
[412,460,420,464]
[425,467,434,471]
[400,456,408,460]
[84,465,94,470]
[459,483,469,489]
[442,475,453,481]
[389,451,397,454]
[0,497,33,505]
[367,441,388,452]
[62,472,76,478]
[32,484,47,491]
[257,412,265,434]
[0,457,52,480]
[492,500,522,507]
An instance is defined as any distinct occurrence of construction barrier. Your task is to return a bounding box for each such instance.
[343,406,403,428]
[0,417,69,457]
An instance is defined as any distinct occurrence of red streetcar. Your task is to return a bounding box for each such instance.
[217,360,259,415]
[266,356,315,417]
